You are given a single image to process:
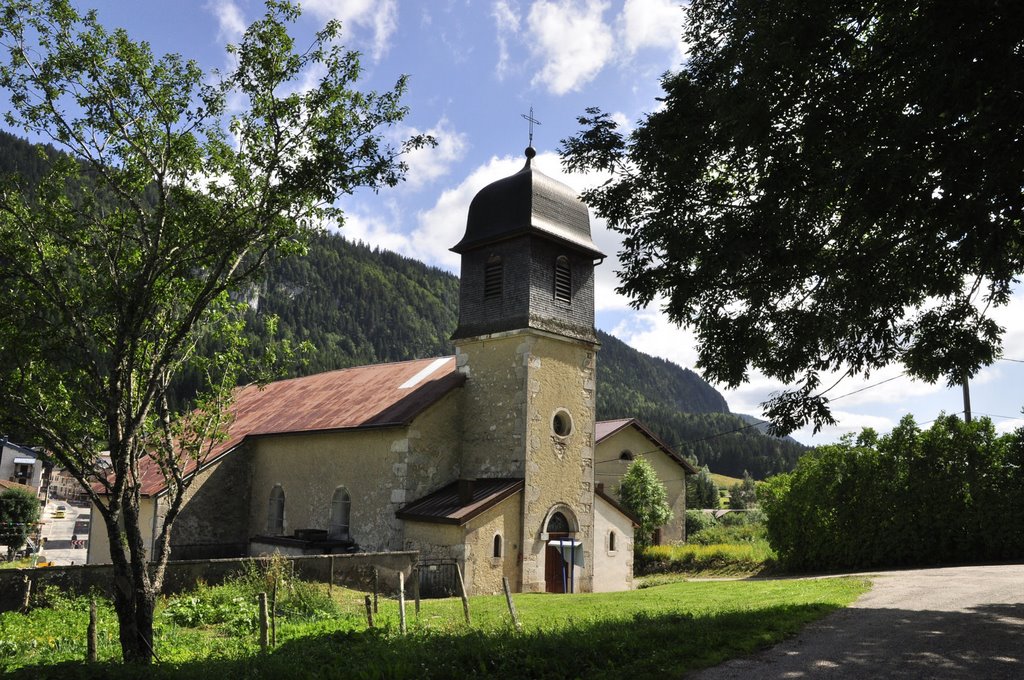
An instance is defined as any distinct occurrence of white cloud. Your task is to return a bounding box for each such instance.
[611,310,700,369]
[618,0,687,60]
[333,204,413,256]
[302,0,398,61]
[996,418,1024,435]
[399,117,470,190]
[492,0,521,80]
[207,0,246,43]
[413,154,527,271]
[527,0,614,95]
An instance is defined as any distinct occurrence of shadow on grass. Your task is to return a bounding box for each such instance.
[8,602,844,680]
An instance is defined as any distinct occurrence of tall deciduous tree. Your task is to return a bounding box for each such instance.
[0,486,40,560]
[619,458,673,548]
[0,0,429,663]
[562,0,1024,434]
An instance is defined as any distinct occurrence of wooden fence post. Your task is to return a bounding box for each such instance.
[271,578,278,647]
[364,594,374,628]
[258,593,269,653]
[455,563,471,625]
[87,598,98,662]
[398,571,407,635]
[20,575,31,612]
[412,565,421,616]
[373,568,379,613]
[502,577,522,632]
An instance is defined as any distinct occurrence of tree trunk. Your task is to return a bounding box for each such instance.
[111,568,156,664]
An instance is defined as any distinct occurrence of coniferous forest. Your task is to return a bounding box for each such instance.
[0,130,804,477]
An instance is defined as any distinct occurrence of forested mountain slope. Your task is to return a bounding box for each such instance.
[0,131,805,477]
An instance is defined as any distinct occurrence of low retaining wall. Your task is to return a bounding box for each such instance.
[0,551,417,612]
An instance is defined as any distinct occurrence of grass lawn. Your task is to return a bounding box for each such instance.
[0,576,869,679]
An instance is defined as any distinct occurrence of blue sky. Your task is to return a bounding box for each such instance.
[14,0,1024,444]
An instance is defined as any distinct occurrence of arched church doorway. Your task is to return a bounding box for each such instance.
[543,508,581,593]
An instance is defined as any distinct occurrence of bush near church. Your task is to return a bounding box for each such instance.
[760,414,1024,572]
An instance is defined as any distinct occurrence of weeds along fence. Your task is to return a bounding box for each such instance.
[0,551,418,613]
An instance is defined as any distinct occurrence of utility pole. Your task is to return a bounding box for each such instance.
[962,371,972,424]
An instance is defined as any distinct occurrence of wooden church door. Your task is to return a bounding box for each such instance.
[544,511,572,593]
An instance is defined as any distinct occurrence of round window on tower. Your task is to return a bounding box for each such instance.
[552,409,573,438]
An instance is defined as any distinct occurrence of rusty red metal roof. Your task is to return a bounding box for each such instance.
[595,418,698,475]
[0,479,36,494]
[133,357,464,496]
[396,478,524,525]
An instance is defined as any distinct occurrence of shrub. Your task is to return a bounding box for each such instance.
[685,509,716,538]
[762,414,1024,571]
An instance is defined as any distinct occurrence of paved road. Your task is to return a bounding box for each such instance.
[690,565,1024,679]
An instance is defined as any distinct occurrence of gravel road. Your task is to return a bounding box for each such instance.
[689,564,1024,679]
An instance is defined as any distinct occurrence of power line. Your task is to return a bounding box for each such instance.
[827,373,906,402]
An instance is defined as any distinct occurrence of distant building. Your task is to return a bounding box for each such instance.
[86,148,694,594]
[0,437,45,496]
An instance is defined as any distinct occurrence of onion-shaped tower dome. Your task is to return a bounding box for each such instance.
[451,147,604,343]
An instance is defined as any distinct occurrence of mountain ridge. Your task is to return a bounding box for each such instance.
[0,130,806,478]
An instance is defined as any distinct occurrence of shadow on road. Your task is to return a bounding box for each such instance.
[692,604,1024,679]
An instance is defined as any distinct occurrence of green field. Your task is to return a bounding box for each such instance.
[710,473,744,489]
[0,575,869,679]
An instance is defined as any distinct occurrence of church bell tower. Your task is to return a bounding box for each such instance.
[452,146,605,593]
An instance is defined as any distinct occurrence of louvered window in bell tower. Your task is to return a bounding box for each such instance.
[484,256,503,300]
[554,256,572,302]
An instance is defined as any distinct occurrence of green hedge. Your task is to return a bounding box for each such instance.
[761,415,1024,571]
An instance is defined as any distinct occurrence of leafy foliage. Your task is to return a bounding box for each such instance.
[0,0,426,663]
[0,486,39,558]
[561,0,1024,434]
[729,471,758,510]
[685,509,716,538]
[618,458,673,548]
[761,415,1024,571]
[689,466,720,509]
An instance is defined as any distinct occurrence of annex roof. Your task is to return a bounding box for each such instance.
[595,483,641,526]
[396,478,524,526]
[595,418,698,475]
[0,479,37,494]
[132,356,464,496]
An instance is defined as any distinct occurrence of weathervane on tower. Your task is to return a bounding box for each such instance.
[521,106,541,153]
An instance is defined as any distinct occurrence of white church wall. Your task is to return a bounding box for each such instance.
[592,494,635,592]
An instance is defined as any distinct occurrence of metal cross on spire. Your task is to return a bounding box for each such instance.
[521,106,541,147]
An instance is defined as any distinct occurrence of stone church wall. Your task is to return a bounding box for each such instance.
[519,332,598,593]
[463,491,523,595]
[248,428,404,552]
[454,332,529,479]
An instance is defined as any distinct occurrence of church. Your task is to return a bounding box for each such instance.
[86,147,694,594]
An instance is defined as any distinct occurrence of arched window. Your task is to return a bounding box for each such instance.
[619,449,634,461]
[330,487,351,539]
[484,255,503,299]
[546,511,570,534]
[493,533,502,558]
[554,256,571,302]
[267,485,285,534]
[609,531,617,552]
